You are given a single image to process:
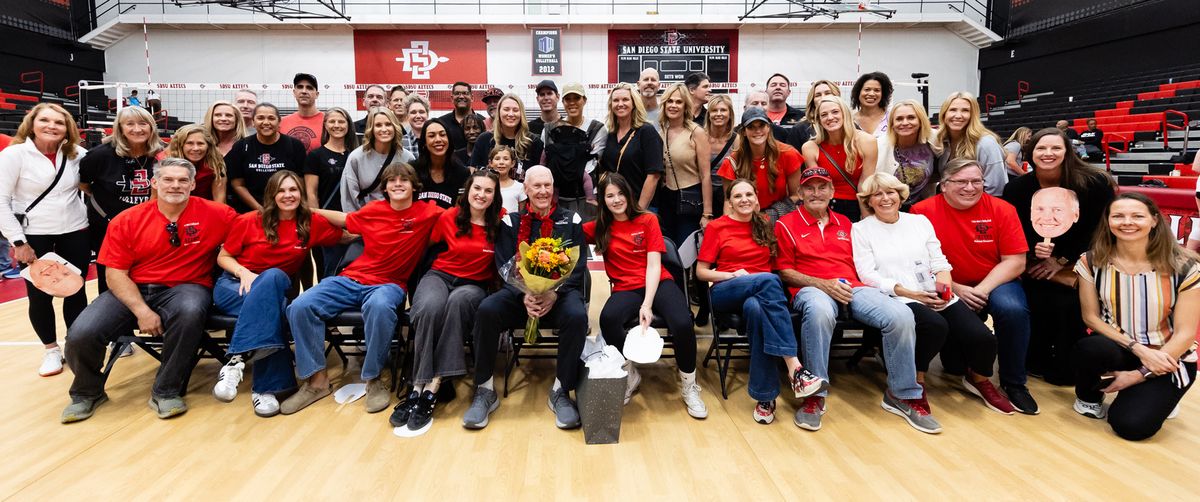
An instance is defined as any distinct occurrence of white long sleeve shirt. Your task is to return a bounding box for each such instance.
[0,140,88,242]
[851,212,951,303]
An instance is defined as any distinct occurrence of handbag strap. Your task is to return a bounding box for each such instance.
[24,151,68,215]
[714,136,735,165]
[615,127,637,173]
[358,147,398,201]
[817,144,857,192]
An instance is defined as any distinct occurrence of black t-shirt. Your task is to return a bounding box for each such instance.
[785,121,815,152]
[600,123,664,200]
[1063,128,1081,141]
[303,146,349,210]
[468,131,545,171]
[528,116,561,137]
[417,159,471,209]
[79,142,158,219]
[1079,128,1104,148]
[224,134,307,212]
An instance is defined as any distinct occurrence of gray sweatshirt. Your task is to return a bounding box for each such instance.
[339,145,416,212]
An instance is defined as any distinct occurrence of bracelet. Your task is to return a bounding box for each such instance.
[1125,339,1140,351]
[702,213,713,218]
[1138,365,1154,379]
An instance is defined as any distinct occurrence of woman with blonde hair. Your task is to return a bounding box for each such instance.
[204,100,245,156]
[1073,193,1198,440]
[656,83,712,244]
[705,94,735,216]
[80,105,165,292]
[0,103,90,376]
[167,124,226,204]
[469,93,544,176]
[339,107,415,212]
[935,91,1008,195]
[875,99,938,208]
[786,80,842,151]
[600,82,663,210]
[802,96,877,221]
[1002,126,1033,178]
[852,172,1015,414]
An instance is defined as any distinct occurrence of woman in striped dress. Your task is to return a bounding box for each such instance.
[1073,192,1199,440]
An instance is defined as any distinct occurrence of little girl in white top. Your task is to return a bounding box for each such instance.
[488,145,525,213]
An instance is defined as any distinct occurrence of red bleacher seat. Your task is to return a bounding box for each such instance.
[0,92,37,103]
[1137,89,1176,101]
[1141,176,1197,190]
[0,103,15,111]
[1095,108,1130,118]
[1116,100,1135,109]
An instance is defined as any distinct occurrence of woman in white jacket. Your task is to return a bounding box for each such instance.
[0,103,90,376]
[874,100,939,210]
[851,172,1015,414]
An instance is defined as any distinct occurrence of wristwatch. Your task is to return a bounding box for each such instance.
[13,240,25,247]
[1055,256,1070,266]
[1137,366,1154,379]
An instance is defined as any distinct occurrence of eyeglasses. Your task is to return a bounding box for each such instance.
[165,222,181,247]
[943,179,985,188]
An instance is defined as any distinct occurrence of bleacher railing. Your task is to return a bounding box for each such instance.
[1104,133,1129,172]
[1164,109,1189,150]
[88,0,990,28]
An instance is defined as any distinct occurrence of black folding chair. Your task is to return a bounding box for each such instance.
[502,272,592,397]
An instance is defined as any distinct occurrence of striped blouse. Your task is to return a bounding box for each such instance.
[1075,254,1200,348]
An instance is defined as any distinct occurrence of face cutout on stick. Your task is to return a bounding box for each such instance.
[1031,187,1080,239]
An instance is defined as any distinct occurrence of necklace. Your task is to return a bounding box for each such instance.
[1112,255,1153,275]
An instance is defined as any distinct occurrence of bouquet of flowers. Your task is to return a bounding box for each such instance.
[500,237,582,343]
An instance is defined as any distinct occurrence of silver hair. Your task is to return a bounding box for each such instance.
[155,157,197,179]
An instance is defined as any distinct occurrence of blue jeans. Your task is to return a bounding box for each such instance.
[793,286,922,400]
[980,280,1030,388]
[0,237,11,270]
[213,270,297,394]
[286,276,406,381]
[710,273,796,402]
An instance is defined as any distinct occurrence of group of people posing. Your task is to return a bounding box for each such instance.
[0,68,1194,441]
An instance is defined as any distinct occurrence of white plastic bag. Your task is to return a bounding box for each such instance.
[622,325,664,364]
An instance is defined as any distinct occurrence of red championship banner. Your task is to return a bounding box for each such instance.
[353,30,488,85]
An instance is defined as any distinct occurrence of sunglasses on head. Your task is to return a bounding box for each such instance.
[165,222,181,247]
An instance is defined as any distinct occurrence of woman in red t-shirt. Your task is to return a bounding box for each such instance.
[802,96,877,222]
[716,108,803,219]
[167,124,226,204]
[697,178,827,424]
[392,169,503,433]
[211,170,345,417]
[583,173,704,418]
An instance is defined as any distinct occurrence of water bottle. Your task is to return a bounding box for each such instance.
[914,260,936,293]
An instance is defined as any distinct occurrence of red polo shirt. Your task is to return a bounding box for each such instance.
[773,207,863,299]
[911,194,1028,287]
[99,197,237,287]
[430,207,497,283]
[341,199,442,286]
[222,212,343,277]
[583,212,673,291]
[697,215,773,274]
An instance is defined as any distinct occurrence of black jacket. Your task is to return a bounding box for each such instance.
[495,206,589,295]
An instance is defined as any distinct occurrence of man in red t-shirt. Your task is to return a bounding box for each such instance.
[62,158,237,423]
[283,163,442,416]
[910,158,1038,415]
[279,73,325,152]
[774,167,933,433]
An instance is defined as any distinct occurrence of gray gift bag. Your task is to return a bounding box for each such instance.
[575,367,627,444]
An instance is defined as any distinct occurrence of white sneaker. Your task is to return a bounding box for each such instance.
[1073,398,1106,419]
[39,347,64,377]
[213,360,245,402]
[681,382,708,419]
[1167,404,1180,420]
[252,393,279,417]
[624,363,641,405]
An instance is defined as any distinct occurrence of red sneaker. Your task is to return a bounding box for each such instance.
[963,376,1016,415]
[753,400,776,425]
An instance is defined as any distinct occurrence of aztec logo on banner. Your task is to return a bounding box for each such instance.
[608,29,738,84]
[353,30,487,84]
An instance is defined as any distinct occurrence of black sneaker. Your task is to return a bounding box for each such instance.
[407,390,437,431]
[389,390,420,427]
[436,383,457,403]
[1002,385,1040,415]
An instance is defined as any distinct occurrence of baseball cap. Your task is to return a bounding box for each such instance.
[293,72,318,88]
[535,79,558,94]
[561,83,586,99]
[740,107,770,128]
[799,167,833,185]
[481,88,504,103]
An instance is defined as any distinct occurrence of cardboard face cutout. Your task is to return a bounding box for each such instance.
[23,252,84,298]
[1031,187,1080,240]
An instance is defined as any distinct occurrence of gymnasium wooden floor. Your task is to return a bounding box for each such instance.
[2,274,1197,500]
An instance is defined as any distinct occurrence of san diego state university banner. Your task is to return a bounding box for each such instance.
[353,30,489,85]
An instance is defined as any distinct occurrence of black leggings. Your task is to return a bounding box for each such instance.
[1025,278,1086,384]
[25,230,92,345]
[910,300,997,376]
[1073,335,1196,441]
[598,280,696,373]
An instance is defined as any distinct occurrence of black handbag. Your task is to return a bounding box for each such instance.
[16,152,68,228]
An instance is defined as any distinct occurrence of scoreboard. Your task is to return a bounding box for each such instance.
[609,30,738,84]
